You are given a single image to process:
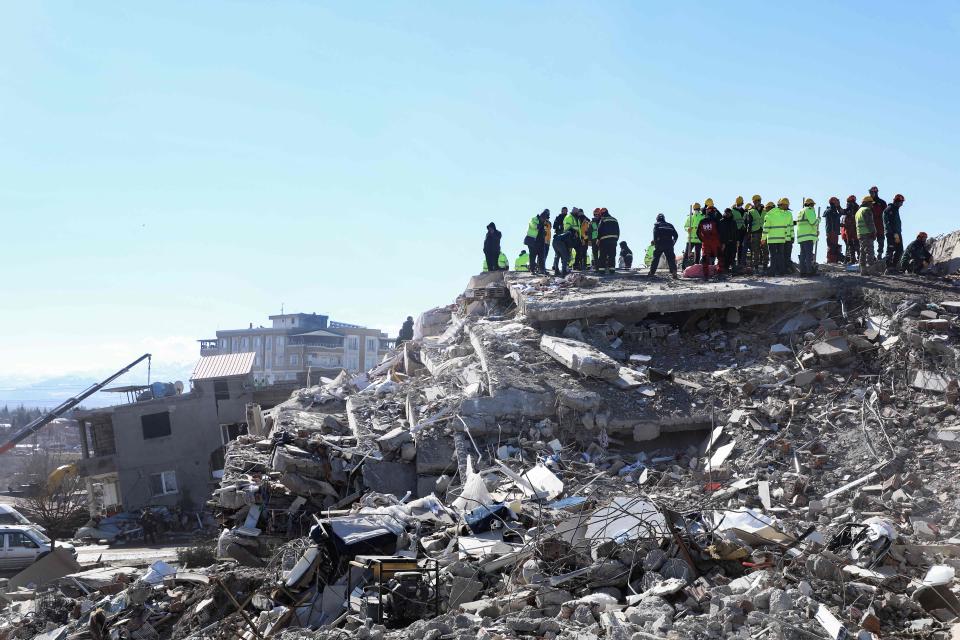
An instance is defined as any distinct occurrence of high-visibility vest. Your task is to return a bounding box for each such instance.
[763,207,792,244]
[563,213,579,234]
[481,252,510,272]
[589,220,599,241]
[750,209,765,233]
[598,216,619,241]
[855,206,875,237]
[731,207,745,231]
[796,207,818,243]
[644,245,655,266]
[685,211,704,243]
[515,253,530,271]
[544,220,552,244]
[526,216,540,239]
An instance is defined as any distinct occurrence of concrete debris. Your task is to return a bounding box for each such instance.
[10,271,960,640]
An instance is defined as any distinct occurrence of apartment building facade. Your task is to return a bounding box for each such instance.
[198,312,391,385]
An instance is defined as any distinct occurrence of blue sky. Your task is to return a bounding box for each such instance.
[2,1,958,384]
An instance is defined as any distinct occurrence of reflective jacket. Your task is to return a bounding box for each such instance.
[482,252,509,271]
[580,219,591,242]
[544,220,552,244]
[526,216,544,240]
[589,219,600,241]
[749,208,765,233]
[598,214,620,241]
[685,211,704,243]
[731,206,746,231]
[796,207,818,243]
[763,207,793,244]
[644,245,655,266]
[515,253,530,271]
[563,213,580,234]
[882,203,902,236]
[856,206,876,237]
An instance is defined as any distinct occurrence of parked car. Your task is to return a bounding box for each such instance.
[0,504,46,534]
[0,525,76,570]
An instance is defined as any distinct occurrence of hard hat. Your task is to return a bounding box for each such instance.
[693,202,702,210]
[862,195,874,204]
[777,197,790,207]
[894,193,905,203]
[846,195,857,203]
[656,213,665,222]
[764,202,775,211]
[918,232,928,240]
[752,194,762,202]
[829,196,840,205]
[705,198,714,207]
[803,198,815,206]
[735,196,744,206]
[745,203,754,210]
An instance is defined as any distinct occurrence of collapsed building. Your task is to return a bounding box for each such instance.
[5,260,960,640]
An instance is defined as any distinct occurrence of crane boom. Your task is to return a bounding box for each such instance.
[0,353,152,455]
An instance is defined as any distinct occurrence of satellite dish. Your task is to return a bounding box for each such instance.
[174,381,184,394]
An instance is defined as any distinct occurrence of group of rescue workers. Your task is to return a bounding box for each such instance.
[483,186,934,281]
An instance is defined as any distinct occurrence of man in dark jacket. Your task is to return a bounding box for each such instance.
[397,316,414,346]
[901,232,932,274]
[484,222,502,271]
[649,214,679,278]
[883,194,905,270]
[842,196,860,264]
[868,186,888,259]
[718,208,739,274]
[552,208,568,273]
[824,197,843,264]
[618,241,634,269]
[596,209,620,274]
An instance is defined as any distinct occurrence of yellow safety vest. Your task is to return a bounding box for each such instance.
[796,207,818,243]
[515,253,530,271]
[686,211,704,243]
[763,208,792,244]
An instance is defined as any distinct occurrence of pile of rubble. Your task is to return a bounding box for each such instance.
[4,270,960,640]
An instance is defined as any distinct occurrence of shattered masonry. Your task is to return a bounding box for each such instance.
[5,265,960,640]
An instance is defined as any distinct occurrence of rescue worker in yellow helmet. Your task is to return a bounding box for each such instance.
[778,198,796,274]
[763,199,792,276]
[732,196,748,266]
[749,198,768,271]
[684,203,705,266]
[855,195,878,270]
[796,198,819,276]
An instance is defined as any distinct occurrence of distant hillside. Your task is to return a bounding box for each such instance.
[0,363,194,409]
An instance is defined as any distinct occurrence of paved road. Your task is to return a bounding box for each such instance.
[76,543,179,566]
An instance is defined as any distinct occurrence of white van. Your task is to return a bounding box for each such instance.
[0,525,76,570]
[0,504,47,535]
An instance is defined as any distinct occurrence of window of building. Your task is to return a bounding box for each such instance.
[220,339,227,350]
[266,336,272,351]
[255,355,261,368]
[254,336,261,348]
[346,336,359,351]
[345,354,360,371]
[290,354,299,366]
[241,337,249,350]
[141,412,172,440]
[366,337,378,352]
[214,379,230,401]
[149,471,178,496]
[220,423,248,445]
[231,337,239,351]
[276,336,285,349]
[276,354,283,367]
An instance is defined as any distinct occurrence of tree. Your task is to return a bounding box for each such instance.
[17,463,88,541]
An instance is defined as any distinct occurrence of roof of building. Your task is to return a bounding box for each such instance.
[296,329,345,338]
[192,352,256,380]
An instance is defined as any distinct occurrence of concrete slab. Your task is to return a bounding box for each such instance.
[507,272,854,323]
